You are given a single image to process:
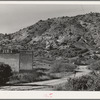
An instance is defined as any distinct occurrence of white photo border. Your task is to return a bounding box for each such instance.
[0,1,100,99]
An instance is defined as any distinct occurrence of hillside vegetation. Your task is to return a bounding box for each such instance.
[1,12,100,62]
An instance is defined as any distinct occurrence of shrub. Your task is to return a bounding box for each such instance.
[55,74,100,91]
[64,75,95,91]
[10,68,50,83]
[51,60,77,73]
[10,72,38,83]
[10,73,34,83]
[88,60,100,70]
[0,62,12,85]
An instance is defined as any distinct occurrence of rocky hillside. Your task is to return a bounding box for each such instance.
[1,12,100,59]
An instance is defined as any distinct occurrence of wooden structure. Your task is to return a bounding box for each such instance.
[0,49,12,54]
[19,50,33,72]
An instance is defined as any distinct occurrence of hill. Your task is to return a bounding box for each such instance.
[1,12,100,61]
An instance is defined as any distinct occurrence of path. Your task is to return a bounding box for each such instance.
[0,65,91,91]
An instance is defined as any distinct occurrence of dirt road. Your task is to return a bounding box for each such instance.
[0,65,91,91]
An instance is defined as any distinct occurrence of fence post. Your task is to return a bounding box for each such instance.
[19,52,20,72]
[32,51,33,70]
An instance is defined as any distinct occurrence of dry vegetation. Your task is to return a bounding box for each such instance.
[50,60,77,73]
[54,73,100,91]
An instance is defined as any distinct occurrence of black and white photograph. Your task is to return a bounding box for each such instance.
[0,1,100,93]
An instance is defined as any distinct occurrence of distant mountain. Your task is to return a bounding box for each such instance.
[1,12,100,59]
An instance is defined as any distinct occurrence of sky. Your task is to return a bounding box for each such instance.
[0,4,100,34]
